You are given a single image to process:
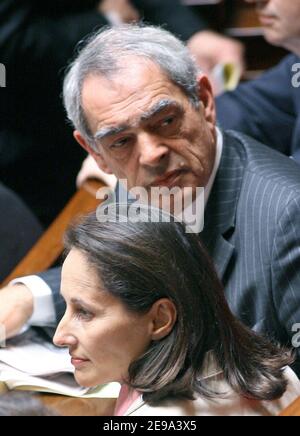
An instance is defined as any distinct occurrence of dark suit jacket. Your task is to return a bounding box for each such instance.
[132,0,206,41]
[217,54,300,163]
[0,183,42,282]
[0,0,205,225]
[40,130,300,375]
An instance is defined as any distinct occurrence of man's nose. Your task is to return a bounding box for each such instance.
[138,133,169,167]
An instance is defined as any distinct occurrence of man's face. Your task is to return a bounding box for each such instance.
[76,58,216,199]
[246,0,300,51]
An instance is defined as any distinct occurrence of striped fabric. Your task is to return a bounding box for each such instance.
[202,130,300,375]
[40,130,300,375]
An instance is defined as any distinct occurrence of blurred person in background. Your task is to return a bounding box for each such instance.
[0,183,42,282]
[217,0,300,163]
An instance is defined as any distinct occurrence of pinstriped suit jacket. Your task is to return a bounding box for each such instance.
[40,130,300,375]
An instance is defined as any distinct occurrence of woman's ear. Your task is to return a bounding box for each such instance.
[196,74,217,127]
[73,130,113,175]
[150,299,177,341]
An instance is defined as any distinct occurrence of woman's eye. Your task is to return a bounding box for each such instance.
[75,308,93,320]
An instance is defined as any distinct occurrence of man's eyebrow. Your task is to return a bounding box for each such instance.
[94,125,130,142]
[93,99,182,142]
[140,99,182,122]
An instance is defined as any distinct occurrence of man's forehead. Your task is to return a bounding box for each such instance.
[81,62,185,133]
[82,57,167,98]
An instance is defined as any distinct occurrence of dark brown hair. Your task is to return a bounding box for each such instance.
[64,209,294,405]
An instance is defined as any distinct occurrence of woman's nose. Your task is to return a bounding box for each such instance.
[53,317,77,348]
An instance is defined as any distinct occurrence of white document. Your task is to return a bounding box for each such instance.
[0,329,120,398]
[0,329,73,376]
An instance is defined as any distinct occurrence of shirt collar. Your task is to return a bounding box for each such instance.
[183,128,223,234]
[205,128,223,206]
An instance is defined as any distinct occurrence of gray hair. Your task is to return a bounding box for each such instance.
[63,24,200,151]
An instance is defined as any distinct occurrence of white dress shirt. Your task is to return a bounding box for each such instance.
[12,129,223,328]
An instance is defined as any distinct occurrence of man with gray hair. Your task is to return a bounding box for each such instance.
[1,24,300,376]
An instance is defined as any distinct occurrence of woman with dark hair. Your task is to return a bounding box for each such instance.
[54,209,300,416]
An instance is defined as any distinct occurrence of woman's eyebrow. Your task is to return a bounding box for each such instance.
[70,298,95,311]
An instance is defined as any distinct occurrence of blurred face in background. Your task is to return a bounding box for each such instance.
[246,0,300,54]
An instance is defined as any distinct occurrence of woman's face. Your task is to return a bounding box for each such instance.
[53,249,153,387]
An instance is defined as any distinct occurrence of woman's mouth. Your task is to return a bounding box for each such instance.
[71,356,90,369]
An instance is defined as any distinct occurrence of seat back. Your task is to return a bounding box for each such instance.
[279,397,300,416]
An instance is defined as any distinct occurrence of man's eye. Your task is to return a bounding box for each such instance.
[110,137,130,149]
[161,116,175,127]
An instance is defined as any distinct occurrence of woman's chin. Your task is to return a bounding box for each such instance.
[74,374,98,388]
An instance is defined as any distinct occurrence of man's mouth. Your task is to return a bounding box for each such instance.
[152,169,187,187]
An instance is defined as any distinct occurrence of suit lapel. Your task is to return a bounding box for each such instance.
[203,233,235,279]
[292,117,300,162]
[201,131,246,279]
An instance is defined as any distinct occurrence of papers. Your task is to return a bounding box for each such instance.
[0,329,73,376]
[0,366,88,397]
[0,329,120,398]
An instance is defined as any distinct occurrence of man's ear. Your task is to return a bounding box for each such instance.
[149,299,177,341]
[73,130,113,175]
[196,74,217,127]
